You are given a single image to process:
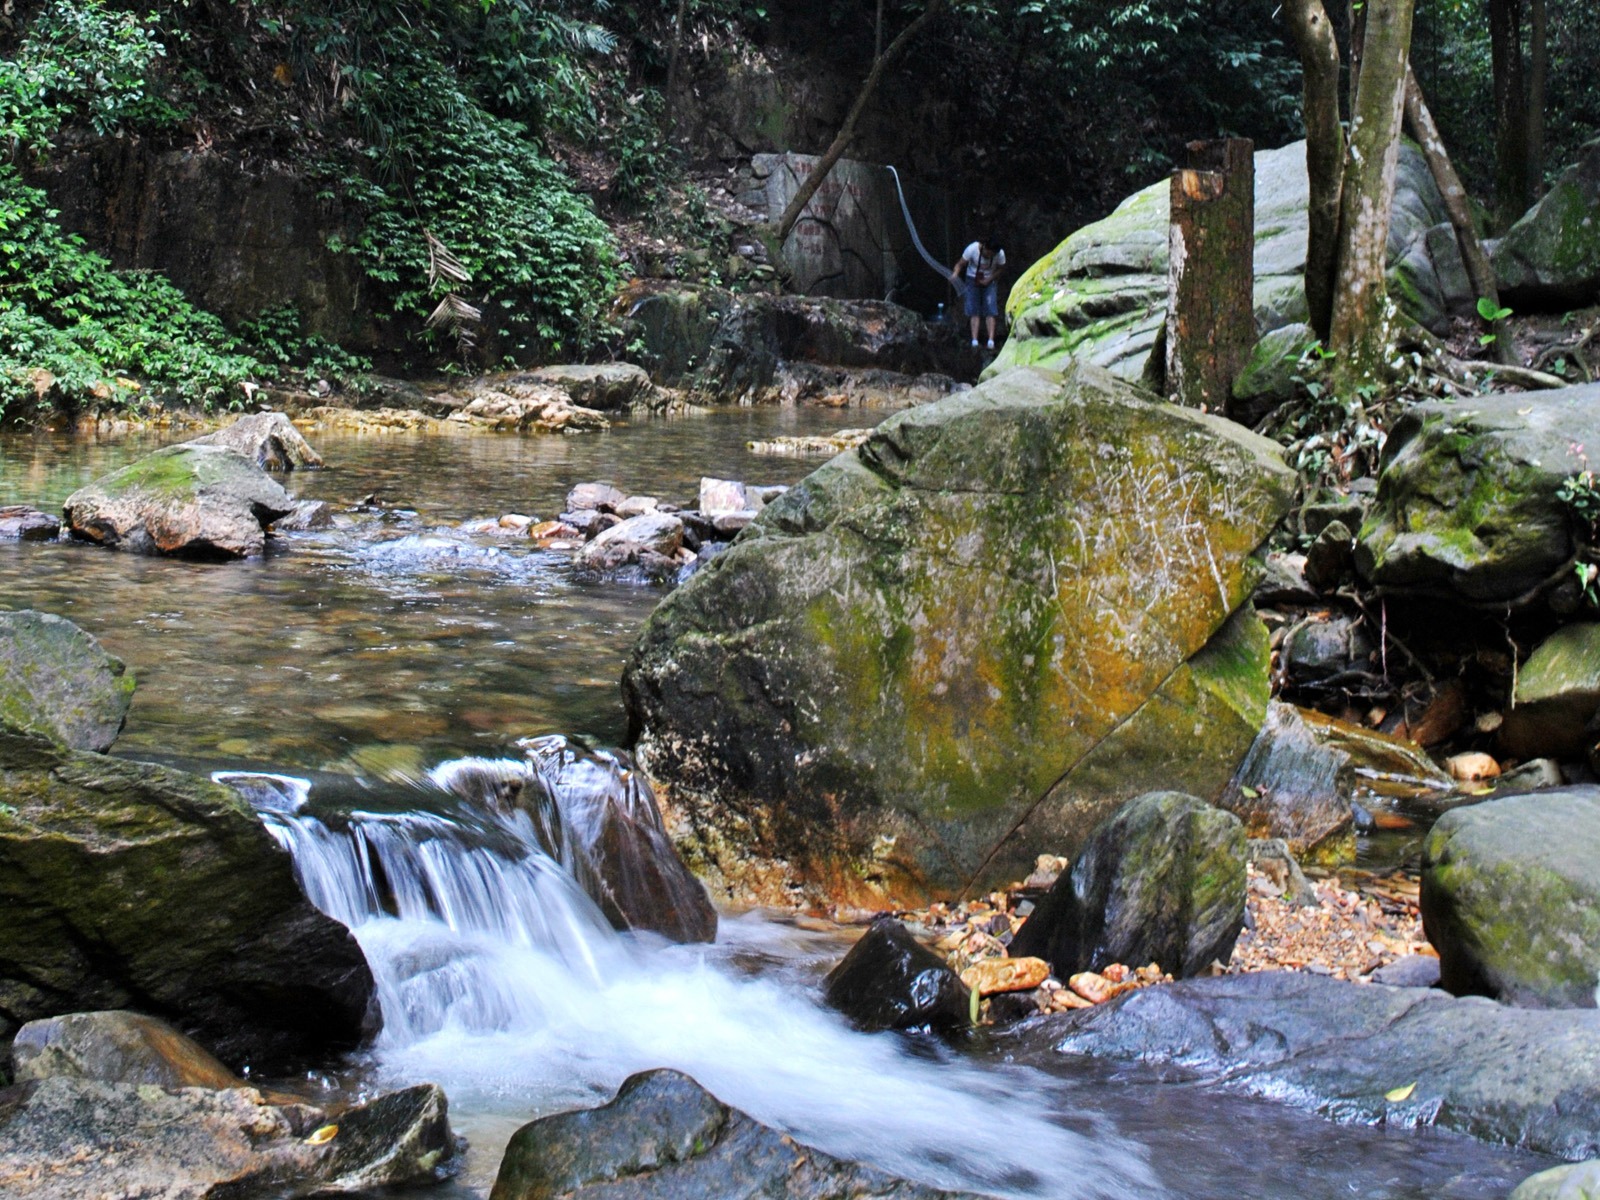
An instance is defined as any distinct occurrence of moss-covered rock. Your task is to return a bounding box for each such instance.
[1512,1161,1600,1200]
[0,610,133,752]
[1356,383,1600,605]
[1010,791,1247,980]
[1422,787,1600,1008]
[1494,140,1600,309]
[989,141,1462,385]
[63,443,296,559]
[0,726,374,1074]
[623,364,1293,901]
[1231,322,1318,426]
[1500,623,1600,760]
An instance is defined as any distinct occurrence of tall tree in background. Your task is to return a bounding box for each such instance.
[1284,0,1417,388]
[1489,0,1548,227]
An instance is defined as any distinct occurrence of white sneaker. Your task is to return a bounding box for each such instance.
[970,338,979,347]
[986,339,996,350]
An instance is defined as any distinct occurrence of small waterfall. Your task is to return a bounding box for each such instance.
[221,748,1157,1200]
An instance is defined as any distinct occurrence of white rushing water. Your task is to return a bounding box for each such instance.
[224,763,1160,1199]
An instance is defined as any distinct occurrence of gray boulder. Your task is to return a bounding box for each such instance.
[63,443,296,559]
[1495,140,1600,309]
[490,1069,981,1200]
[624,364,1293,901]
[1356,385,1600,606]
[0,726,374,1074]
[12,1010,244,1091]
[1422,787,1600,1008]
[0,1075,457,1199]
[0,610,133,752]
[1009,792,1246,979]
[0,506,59,541]
[1499,623,1600,760]
[992,141,1466,384]
[188,411,324,470]
[517,363,666,411]
[1030,971,1600,1159]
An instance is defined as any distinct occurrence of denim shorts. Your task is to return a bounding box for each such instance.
[963,279,999,318]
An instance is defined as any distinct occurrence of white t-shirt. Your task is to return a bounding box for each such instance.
[961,243,1005,284]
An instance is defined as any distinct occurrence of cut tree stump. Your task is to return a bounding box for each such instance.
[1165,138,1255,417]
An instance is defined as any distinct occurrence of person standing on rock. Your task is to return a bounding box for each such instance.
[951,237,1007,350]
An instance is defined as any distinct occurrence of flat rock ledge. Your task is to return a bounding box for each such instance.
[1011,972,1600,1160]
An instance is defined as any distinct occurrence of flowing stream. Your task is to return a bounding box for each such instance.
[0,413,1560,1199]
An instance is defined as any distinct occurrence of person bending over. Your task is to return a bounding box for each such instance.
[951,237,1006,350]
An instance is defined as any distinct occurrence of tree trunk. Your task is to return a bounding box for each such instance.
[1165,139,1256,414]
[1404,69,1513,363]
[1328,0,1416,391]
[665,0,690,131]
[774,0,946,244]
[1284,0,1346,342]
[1490,0,1529,228]
[1527,0,1548,199]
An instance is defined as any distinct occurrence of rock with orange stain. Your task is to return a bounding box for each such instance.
[959,956,1051,996]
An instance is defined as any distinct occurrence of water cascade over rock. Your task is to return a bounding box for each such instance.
[624,364,1294,902]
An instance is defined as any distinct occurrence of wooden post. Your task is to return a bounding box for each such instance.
[1165,138,1255,414]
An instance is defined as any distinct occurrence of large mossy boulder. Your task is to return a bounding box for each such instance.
[0,726,375,1073]
[992,140,1466,384]
[63,443,296,558]
[1500,624,1600,760]
[1028,971,1600,1159]
[0,610,134,752]
[1421,787,1600,1008]
[490,1069,977,1200]
[1495,140,1600,310]
[1010,792,1246,980]
[623,364,1294,901]
[1356,384,1600,606]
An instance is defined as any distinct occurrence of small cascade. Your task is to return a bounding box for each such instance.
[221,747,1154,1200]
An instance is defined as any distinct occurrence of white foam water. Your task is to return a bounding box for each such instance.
[227,764,1160,1199]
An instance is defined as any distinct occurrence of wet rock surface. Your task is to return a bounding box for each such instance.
[0,506,59,541]
[1422,787,1600,1008]
[0,1075,458,1199]
[624,364,1293,900]
[822,918,972,1035]
[1356,384,1600,606]
[1020,971,1600,1159]
[12,1011,243,1091]
[491,1068,983,1200]
[0,725,374,1075]
[189,411,325,471]
[62,443,296,558]
[1010,792,1246,980]
[0,610,134,752]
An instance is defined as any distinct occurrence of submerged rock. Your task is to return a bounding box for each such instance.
[1024,971,1600,1159]
[0,1075,458,1199]
[491,1069,980,1200]
[624,364,1293,900]
[1010,792,1246,980]
[62,443,295,559]
[0,726,374,1074]
[1356,385,1600,607]
[822,918,972,1035]
[0,610,134,752]
[1494,139,1600,309]
[189,411,324,471]
[1422,787,1600,1008]
[0,506,59,541]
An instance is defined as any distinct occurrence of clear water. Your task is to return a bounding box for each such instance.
[0,416,1561,1199]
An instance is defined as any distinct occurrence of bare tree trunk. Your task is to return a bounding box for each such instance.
[1347,0,1367,101]
[774,0,946,244]
[665,0,690,131]
[1404,69,1513,363]
[1527,0,1548,198]
[1284,0,1346,342]
[1329,0,1416,391]
[1490,0,1529,228]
